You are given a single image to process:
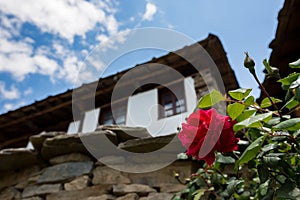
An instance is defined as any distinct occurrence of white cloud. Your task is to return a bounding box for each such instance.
[3,103,14,111]
[0,82,20,100]
[3,100,26,112]
[58,55,96,85]
[142,2,157,21]
[24,88,33,96]
[0,0,137,113]
[96,28,130,52]
[0,0,127,84]
[0,0,113,43]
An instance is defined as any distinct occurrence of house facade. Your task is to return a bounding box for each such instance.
[0,34,239,149]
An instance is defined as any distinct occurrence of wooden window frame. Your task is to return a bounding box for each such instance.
[158,81,186,119]
[99,100,127,125]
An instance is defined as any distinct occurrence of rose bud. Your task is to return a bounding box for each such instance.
[244,52,255,74]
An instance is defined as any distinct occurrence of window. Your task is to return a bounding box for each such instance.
[158,81,186,118]
[99,101,127,125]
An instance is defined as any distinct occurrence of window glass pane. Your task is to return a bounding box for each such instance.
[165,109,173,117]
[115,115,125,124]
[100,102,127,125]
[164,102,173,110]
[158,81,186,118]
[176,99,185,106]
[102,118,114,125]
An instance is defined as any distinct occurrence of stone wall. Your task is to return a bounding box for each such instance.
[0,126,199,200]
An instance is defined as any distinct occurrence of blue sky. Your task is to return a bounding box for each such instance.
[0,0,284,114]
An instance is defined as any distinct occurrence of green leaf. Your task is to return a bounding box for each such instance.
[289,58,300,68]
[259,180,270,196]
[244,95,255,106]
[273,118,300,131]
[193,189,206,200]
[278,72,300,86]
[198,89,225,108]
[260,97,282,108]
[262,143,278,152]
[263,59,272,74]
[215,153,235,164]
[295,87,300,101]
[234,136,265,171]
[227,103,245,120]
[290,76,300,89]
[257,164,269,183]
[263,156,281,168]
[266,117,281,126]
[281,97,299,110]
[277,181,300,199]
[236,110,256,122]
[233,112,273,131]
[228,88,252,100]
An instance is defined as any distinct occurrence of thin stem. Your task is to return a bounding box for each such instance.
[251,71,282,118]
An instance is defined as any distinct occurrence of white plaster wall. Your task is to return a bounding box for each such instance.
[81,108,100,133]
[153,77,197,136]
[126,77,197,136]
[67,120,81,134]
[184,77,197,113]
[126,89,158,128]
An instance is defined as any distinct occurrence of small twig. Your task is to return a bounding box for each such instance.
[251,72,282,118]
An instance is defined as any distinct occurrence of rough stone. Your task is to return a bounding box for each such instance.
[0,187,21,200]
[64,175,90,191]
[86,194,116,200]
[98,125,151,142]
[0,148,39,171]
[127,153,177,164]
[15,174,40,190]
[118,134,184,153]
[22,197,43,200]
[116,193,139,200]
[22,184,62,198]
[79,130,122,157]
[113,184,156,196]
[96,155,126,166]
[46,185,111,200]
[146,192,174,200]
[92,166,131,185]
[0,165,41,190]
[49,153,92,165]
[38,161,93,184]
[124,160,200,186]
[30,131,66,152]
[41,134,88,160]
[159,184,187,193]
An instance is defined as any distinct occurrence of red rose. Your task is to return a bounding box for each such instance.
[178,108,239,165]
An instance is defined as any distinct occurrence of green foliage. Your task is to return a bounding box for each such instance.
[228,88,252,101]
[273,118,300,131]
[260,97,282,108]
[289,58,300,68]
[234,136,265,171]
[198,89,225,109]
[227,103,245,120]
[174,57,300,200]
[233,112,273,131]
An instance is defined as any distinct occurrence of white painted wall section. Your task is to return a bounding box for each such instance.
[126,77,197,137]
[67,120,81,134]
[81,108,100,133]
[126,89,158,128]
[153,77,197,136]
